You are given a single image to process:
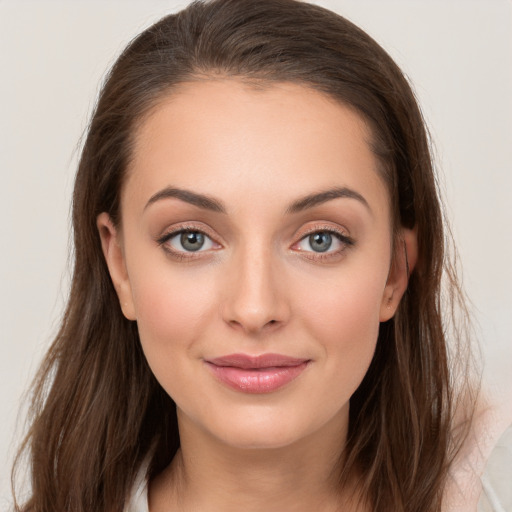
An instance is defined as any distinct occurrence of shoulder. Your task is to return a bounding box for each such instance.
[478,425,512,511]
[444,392,512,511]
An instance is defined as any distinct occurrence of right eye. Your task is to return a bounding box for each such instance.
[158,229,219,255]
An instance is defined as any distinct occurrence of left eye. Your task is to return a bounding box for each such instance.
[165,230,216,252]
[295,231,347,253]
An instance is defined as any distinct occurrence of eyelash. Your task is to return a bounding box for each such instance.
[292,225,354,262]
[156,224,220,261]
[156,224,354,262]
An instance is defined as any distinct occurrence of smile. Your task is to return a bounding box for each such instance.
[205,353,310,394]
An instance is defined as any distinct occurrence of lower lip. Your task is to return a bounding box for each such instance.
[206,362,309,394]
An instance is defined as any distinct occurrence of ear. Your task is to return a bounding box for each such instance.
[97,212,137,320]
[379,227,418,322]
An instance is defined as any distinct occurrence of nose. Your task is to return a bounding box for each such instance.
[221,243,290,335]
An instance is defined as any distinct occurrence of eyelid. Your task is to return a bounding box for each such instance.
[294,223,353,244]
[156,223,223,258]
[155,221,354,261]
[291,223,355,259]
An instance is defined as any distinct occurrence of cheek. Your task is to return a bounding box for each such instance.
[135,273,212,337]
[298,260,385,333]
[294,266,387,389]
[128,263,218,393]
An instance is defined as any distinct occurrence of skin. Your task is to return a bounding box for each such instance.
[98,79,416,512]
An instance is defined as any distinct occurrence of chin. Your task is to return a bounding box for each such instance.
[215,424,308,451]
[200,402,346,452]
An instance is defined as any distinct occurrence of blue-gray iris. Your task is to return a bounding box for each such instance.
[309,232,332,252]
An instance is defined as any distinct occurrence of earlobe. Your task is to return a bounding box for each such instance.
[379,227,418,322]
[96,212,137,321]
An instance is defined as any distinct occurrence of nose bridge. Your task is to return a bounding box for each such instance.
[223,238,288,333]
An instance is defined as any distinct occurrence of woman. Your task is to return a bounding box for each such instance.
[12,0,480,510]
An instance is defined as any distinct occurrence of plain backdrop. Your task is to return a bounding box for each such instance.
[1,0,511,507]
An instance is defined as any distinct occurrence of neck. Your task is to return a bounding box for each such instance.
[149,404,364,512]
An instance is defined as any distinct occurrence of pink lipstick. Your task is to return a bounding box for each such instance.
[205,353,310,393]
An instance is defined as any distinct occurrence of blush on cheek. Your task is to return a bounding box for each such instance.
[305,272,384,332]
[131,269,218,389]
[133,263,214,333]
[303,278,382,378]
[134,296,197,406]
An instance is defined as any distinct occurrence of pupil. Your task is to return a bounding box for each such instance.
[181,232,205,251]
[309,232,332,252]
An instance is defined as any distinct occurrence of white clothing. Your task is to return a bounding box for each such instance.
[125,464,149,512]
[477,425,512,512]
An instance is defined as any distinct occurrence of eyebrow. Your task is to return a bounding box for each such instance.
[286,187,371,214]
[144,185,370,215]
[145,187,226,213]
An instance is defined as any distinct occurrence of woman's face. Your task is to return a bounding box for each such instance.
[99,80,408,450]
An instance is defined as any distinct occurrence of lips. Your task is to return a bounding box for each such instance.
[205,353,310,393]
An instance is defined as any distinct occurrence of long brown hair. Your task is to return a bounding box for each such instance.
[12,1,476,510]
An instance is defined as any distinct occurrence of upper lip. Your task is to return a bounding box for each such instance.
[206,353,310,369]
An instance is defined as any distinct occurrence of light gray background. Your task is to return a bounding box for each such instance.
[1,0,511,506]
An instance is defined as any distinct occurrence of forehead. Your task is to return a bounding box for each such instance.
[124,79,389,217]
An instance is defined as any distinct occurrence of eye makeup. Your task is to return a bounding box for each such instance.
[155,220,355,264]
[291,223,355,263]
[156,223,222,261]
